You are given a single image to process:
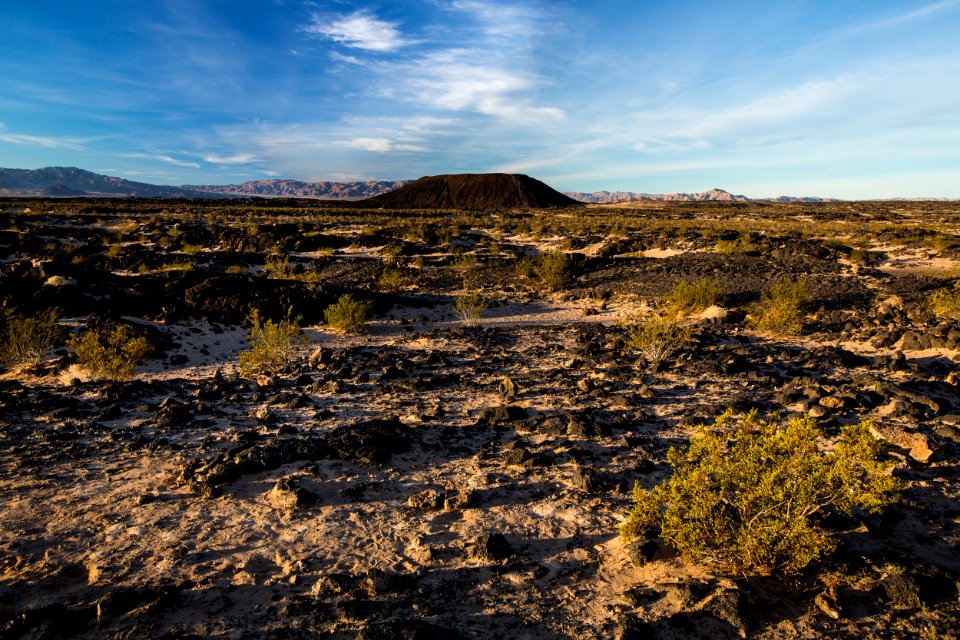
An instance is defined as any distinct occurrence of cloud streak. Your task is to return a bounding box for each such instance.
[203,153,258,164]
[121,152,201,170]
[0,124,85,150]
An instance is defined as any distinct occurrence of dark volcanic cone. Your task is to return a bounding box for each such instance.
[361,173,582,209]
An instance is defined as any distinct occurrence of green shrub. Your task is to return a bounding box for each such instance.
[450,253,478,286]
[516,251,571,292]
[750,278,810,335]
[715,232,766,254]
[324,294,373,334]
[238,307,308,378]
[848,248,875,265]
[928,286,960,320]
[534,250,572,292]
[69,323,151,381]
[625,312,692,368]
[2,308,63,369]
[454,290,490,327]
[381,243,404,262]
[666,278,723,315]
[621,410,899,574]
[262,254,290,278]
[377,268,410,292]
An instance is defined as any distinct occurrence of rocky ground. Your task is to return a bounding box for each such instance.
[0,199,959,639]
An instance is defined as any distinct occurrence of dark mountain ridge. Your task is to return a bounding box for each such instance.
[184,178,409,199]
[0,167,213,198]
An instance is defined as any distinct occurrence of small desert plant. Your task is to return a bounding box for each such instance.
[160,260,193,272]
[262,254,290,279]
[715,232,766,254]
[750,278,811,335]
[450,253,478,285]
[454,289,491,327]
[2,308,63,369]
[666,278,724,315]
[381,243,404,263]
[69,323,151,381]
[534,250,572,292]
[324,294,373,334]
[848,248,875,265]
[928,285,960,320]
[238,307,308,378]
[377,268,409,292]
[620,410,900,574]
[517,251,571,292]
[625,312,692,368]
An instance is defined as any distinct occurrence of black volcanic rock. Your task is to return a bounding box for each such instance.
[361,173,582,210]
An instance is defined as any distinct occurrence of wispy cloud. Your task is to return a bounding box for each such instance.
[336,137,425,153]
[843,0,959,36]
[214,115,462,179]
[306,11,411,52]
[121,152,200,169]
[446,0,545,42]
[0,124,85,150]
[203,153,258,164]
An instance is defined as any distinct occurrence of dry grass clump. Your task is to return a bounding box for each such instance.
[621,410,900,574]
[750,278,811,335]
[454,289,491,327]
[2,308,63,369]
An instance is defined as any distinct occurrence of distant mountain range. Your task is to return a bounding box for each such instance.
[182,178,409,199]
[0,166,926,203]
[565,188,840,203]
[0,167,214,198]
[0,167,408,200]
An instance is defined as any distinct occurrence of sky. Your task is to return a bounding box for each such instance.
[1,0,960,198]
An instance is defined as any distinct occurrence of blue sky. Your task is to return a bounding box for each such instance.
[2,0,959,198]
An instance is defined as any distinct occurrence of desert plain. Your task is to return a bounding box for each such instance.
[1,196,959,639]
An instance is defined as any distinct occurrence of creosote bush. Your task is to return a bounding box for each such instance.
[928,285,960,320]
[750,278,811,335]
[2,308,63,369]
[238,307,308,378]
[69,323,151,381]
[666,277,723,315]
[324,294,373,334]
[377,268,410,292]
[625,312,692,368]
[516,250,571,292]
[620,410,900,574]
